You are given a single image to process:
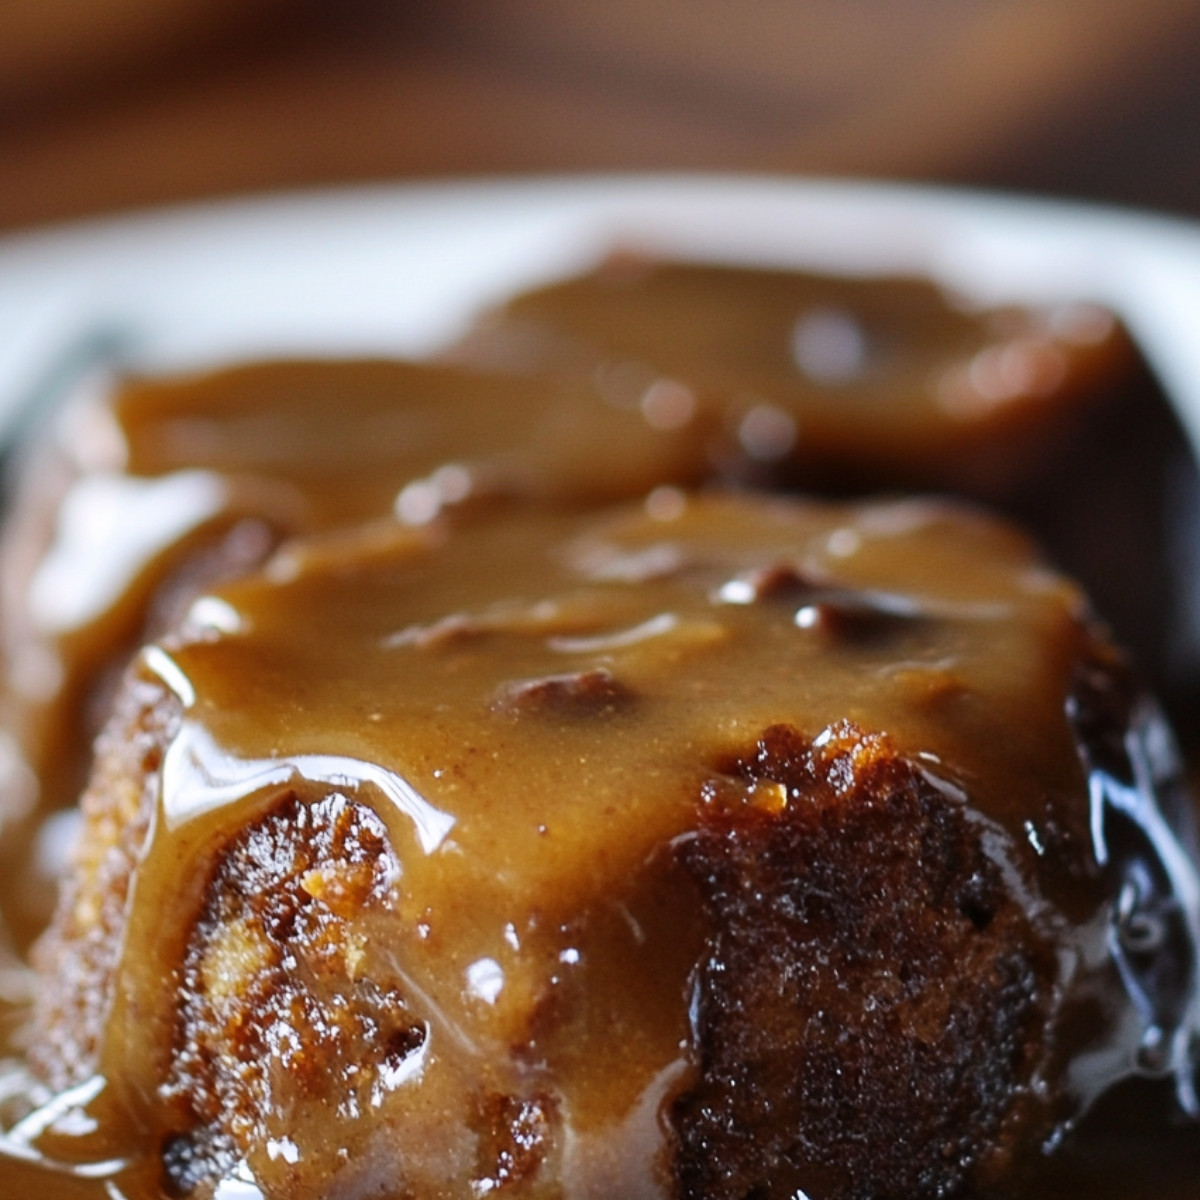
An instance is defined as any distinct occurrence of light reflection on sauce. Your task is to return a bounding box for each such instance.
[155,714,456,852]
[26,471,229,640]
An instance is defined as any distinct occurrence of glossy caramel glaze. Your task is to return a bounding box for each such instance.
[457,257,1136,495]
[462,256,1200,763]
[15,494,1200,1198]
[0,359,714,946]
[0,265,1163,955]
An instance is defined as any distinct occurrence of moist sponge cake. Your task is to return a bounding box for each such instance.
[674,720,1048,1200]
[25,493,1200,1199]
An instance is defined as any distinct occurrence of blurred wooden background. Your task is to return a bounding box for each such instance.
[3,0,1200,232]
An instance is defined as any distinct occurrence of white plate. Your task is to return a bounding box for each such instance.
[2,175,1200,452]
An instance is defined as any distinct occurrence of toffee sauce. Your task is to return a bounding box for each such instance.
[0,262,1168,955]
[461,258,1200,729]
[6,495,1199,1197]
[0,358,716,948]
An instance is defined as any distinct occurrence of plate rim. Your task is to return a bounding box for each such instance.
[2,172,1200,447]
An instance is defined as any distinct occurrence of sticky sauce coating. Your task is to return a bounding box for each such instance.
[459,257,1135,492]
[16,495,1200,1199]
[0,263,1151,954]
[0,359,715,946]
[0,258,1194,1199]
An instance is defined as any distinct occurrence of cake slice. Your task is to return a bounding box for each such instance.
[456,257,1138,496]
[25,493,1200,1199]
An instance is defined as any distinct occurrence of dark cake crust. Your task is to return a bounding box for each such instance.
[674,721,1051,1200]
